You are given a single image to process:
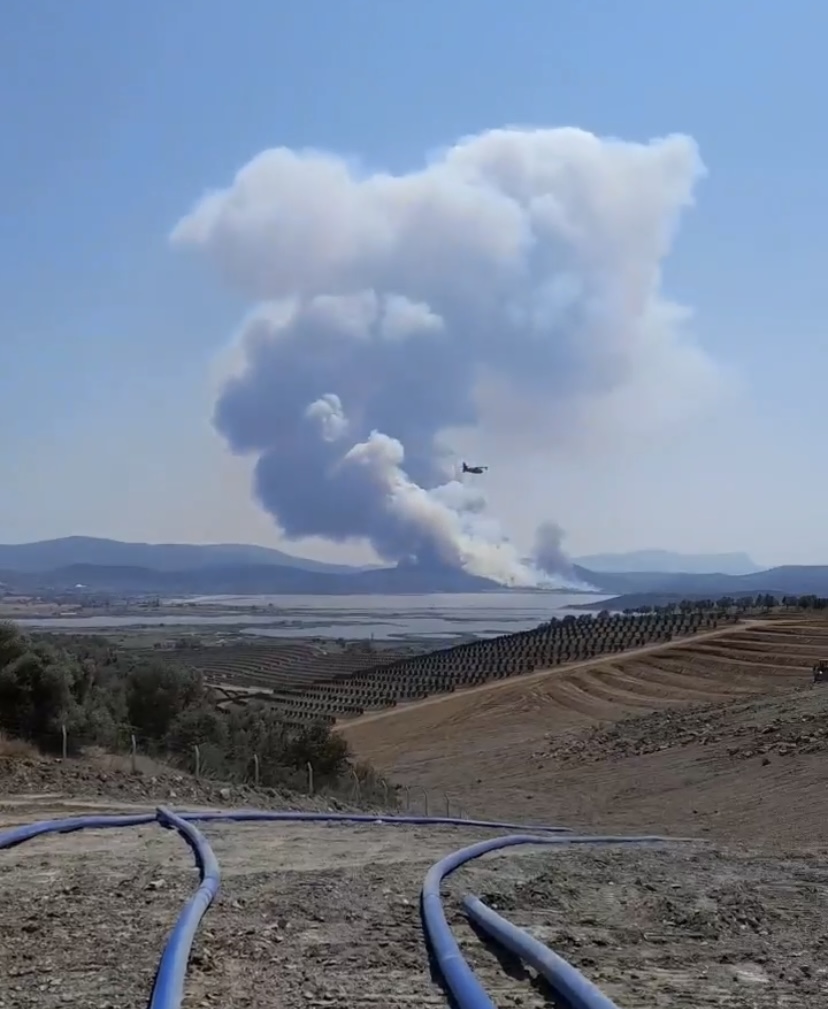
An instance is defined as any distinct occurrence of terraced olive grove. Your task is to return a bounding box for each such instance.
[168,639,417,693]
[341,612,828,843]
[172,609,735,727]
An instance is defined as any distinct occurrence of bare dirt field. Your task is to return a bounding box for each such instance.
[2,792,826,1008]
[3,615,828,1007]
[342,616,828,846]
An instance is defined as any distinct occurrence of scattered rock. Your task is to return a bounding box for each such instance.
[543,688,828,765]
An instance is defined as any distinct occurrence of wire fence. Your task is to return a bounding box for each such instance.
[53,722,465,816]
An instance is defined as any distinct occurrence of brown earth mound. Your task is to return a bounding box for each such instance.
[547,686,828,764]
[343,616,828,848]
[0,748,349,814]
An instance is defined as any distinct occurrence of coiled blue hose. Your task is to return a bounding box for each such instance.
[0,806,688,1009]
[0,807,223,1009]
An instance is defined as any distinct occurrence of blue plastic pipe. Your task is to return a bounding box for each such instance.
[421,833,684,1009]
[0,808,222,1009]
[172,809,574,832]
[0,806,690,1009]
[0,809,571,851]
[147,807,221,1009]
[463,894,621,1009]
[0,807,574,1009]
[0,811,156,850]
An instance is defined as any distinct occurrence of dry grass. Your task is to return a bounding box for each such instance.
[0,732,38,760]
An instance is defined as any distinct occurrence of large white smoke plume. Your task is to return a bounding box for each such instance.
[171,126,718,586]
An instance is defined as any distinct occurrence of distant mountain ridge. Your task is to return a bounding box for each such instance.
[573,549,762,576]
[0,561,500,595]
[0,536,377,575]
[0,536,497,594]
[569,564,828,599]
[1,537,827,598]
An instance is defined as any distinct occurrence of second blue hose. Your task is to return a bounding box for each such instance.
[421,832,682,1009]
[463,893,622,1009]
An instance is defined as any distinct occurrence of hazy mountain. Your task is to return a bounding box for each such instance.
[574,550,761,576]
[1,537,825,599]
[0,536,378,575]
[572,564,828,599]
[3,559,828,599]
[0,560,499,595]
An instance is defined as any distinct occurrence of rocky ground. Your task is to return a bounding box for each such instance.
[544,683,828,765]
[3,676,828,1008]
[0,754,344,814]
[1,801,825,1009]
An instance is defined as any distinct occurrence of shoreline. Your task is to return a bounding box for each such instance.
[0,590,614,645]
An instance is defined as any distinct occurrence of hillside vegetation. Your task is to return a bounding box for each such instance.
[168,597,824,727]
[4,595,827,836]
[0,621,359,794]
[3,597,827,1009]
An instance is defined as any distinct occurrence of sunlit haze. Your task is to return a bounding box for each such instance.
[2,1,826,569]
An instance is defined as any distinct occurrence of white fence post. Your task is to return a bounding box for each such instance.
[307,761,314,796]
[130,734,137,773]
[61,724,67,759]
[253,753,260,787]
[194,744,201,778]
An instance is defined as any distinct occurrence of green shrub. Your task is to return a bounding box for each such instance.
[0,625,371,797]
[126,661,206,741]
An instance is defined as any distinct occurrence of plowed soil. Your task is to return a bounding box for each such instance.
[342,617,828,847]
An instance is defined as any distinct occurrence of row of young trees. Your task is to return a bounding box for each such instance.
[0,623,354,792]
[619,594,828,615]
[531,594,827,624]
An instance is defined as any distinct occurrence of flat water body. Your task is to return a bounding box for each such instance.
[13,591,612,640]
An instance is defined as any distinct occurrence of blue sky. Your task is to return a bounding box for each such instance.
[2,0,826,566]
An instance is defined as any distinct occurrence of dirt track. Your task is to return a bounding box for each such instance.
[2,793,826,1008]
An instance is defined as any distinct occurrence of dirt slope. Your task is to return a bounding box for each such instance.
[341,618,828,846]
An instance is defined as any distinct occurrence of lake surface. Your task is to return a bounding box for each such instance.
[13,591,612,640]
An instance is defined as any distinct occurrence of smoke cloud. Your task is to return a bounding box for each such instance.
[533,521,575,581]
[171,126,718,586]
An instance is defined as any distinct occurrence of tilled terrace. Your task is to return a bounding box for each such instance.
[197,610,734,727]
